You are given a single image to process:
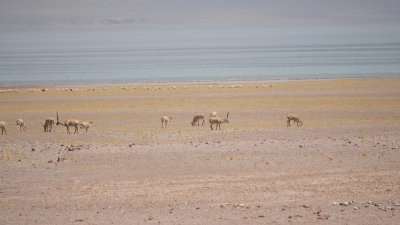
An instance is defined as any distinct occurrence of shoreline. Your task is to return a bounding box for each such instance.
[1,75,399,89]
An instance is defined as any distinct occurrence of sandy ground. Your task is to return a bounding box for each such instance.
[1,78,400,224]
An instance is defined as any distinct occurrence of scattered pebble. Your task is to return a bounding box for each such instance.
[340,201,351,206]
[333,201,353,206]
[317,214,330,220]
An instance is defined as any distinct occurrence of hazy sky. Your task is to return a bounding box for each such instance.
[1,0,400,29]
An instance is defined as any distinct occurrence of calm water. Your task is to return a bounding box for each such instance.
[1,27,400,85]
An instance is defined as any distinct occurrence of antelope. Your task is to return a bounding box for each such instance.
[79,121,95,133]
[209,111,218,118]
[191,114,205,126]
[56,112,80,134]
[287,114,303,127]
[41,117,56,132]
[16,119,27,131]
[0,121,6,135]
[209,112,230,130]
[161,116,172,128]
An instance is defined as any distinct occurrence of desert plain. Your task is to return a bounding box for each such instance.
[1,78,400,224]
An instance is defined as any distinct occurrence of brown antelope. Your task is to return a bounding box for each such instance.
[56,112,80,134]
[16,119,27,131]
[79,121,95,133]
[161,116,172,128]
[0,121,6,135]
[191,114,205,126]
[41,117,56,132]
[209,112,230,130]
[287,114,303,127]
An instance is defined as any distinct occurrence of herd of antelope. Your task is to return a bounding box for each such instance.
[0,112,96,135]
[0,112,302,135]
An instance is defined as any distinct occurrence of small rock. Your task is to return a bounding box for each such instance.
[354,206,359,210]
[333,202,340,206]
[318,214,330,220]
[368,201,374,205]
[340,202,350,206]
[301,204,310,208]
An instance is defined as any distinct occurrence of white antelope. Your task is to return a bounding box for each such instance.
[16,119,27,131]
[161,116,172,128]
[79,121,95,133]
[191,114,205,126]
[56,112,80,134]
[41,117,56,132]
[209,112,230,130]
[287,114,303,127]
[0,121,6,135]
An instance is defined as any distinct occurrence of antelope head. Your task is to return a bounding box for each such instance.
[56,112,61,125]
[298,120,303,126]
[225,112,230,123]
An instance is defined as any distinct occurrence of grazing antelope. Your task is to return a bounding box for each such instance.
[79,121,95,133]
[287,114,303,127]
[0,121,6,135]
[41,117,56,132]
[161,116,172,128]
[16,119,27,131]
[56,112,80,134]
[209,112,230,130]
[209,111,218,118]
[191,114,205,126]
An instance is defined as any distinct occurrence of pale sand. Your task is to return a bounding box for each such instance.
[0,78,400,224]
